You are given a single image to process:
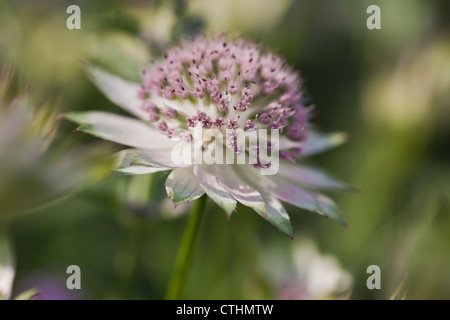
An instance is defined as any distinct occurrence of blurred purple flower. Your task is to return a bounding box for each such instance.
[17,273,82,300]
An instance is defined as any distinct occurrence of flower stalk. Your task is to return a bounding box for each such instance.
[166,195,207,300]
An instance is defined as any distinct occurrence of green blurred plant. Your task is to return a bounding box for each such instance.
[0,66,112,217]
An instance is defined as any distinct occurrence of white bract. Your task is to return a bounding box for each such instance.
[0,235,15,300]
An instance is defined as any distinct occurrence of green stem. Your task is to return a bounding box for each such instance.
[165,196,207,300]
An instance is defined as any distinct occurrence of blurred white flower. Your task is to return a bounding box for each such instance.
[0,67,112,215]
[0,233,40,300]
[268,239,353,300]
[0,234,15,300]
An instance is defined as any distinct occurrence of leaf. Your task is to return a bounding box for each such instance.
[14,288,39,300]
[165,167,205,206]
[390,276,408,300]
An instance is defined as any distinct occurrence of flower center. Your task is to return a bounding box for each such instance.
[137,35,310,158]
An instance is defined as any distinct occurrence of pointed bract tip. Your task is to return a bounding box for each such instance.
[74,124,86,132]
[334,132,350,145]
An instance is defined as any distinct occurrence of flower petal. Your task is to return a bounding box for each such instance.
[230,165,293,237]
[193,165,236,218]
[82,63,149,120]
[300,131,348,156]
[260,194,293,239]
[65,111,175,150]
[150,93,198,117]
[216,165,266,216]
[271,176,346,225]
[114,148,189,175]
[115,165,170,175]
[243,167,346,225]
[0,234,15,300]
[278,163,352,191]
[165,167,205,206]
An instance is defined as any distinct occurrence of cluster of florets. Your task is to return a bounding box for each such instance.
[137,35,310,161]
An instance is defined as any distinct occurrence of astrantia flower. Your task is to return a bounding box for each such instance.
[265,239,353,299]
[66,35,350,237]
[0,67,110,215]
[0,234,15,300]
[0,233,39,300]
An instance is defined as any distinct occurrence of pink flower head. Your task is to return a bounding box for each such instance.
[65,35,350,237]
[139,35,309,158]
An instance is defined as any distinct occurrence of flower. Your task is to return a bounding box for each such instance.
[65,35,350,237]
[0,67,111,215]
[265,239,353,299]
[0,234,15,300]
[0,233,40,300]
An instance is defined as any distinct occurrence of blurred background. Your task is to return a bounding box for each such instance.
[0,0,449,299]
